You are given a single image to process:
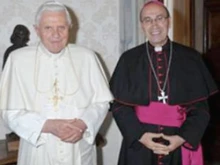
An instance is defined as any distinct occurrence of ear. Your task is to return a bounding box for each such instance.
[140,21,145,32]
[168,17,171,29]
[33,25,39,36]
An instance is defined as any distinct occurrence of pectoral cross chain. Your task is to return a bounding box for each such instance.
[158,90,168,104]
[51,79,63,107]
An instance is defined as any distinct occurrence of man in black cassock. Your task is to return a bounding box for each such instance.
[110,1,218,165]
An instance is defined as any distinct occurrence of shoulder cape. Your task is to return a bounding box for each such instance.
[110,41,218,105]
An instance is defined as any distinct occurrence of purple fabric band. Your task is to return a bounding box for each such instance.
[135,102,203,165]
[135,102,184,127]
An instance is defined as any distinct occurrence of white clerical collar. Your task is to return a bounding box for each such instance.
[145,39,163,52]
[154,46,162,52]
[39,43,66,59]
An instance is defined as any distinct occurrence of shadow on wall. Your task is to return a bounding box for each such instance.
[67,6,79,44]
[95,53,114,165]
[97,113,114,165]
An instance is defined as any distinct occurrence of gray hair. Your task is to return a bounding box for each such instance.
[35,1,72,26]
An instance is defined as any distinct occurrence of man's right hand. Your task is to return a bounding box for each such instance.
[139,132,169,155]
[42,119,83,142]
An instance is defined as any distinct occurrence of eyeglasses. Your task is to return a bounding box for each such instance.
[141,15,168,25]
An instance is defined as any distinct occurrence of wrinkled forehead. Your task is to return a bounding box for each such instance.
[142,0,164,8]
[140,1,168,19]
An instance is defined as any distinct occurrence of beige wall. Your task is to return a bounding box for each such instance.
[0,0,120,74]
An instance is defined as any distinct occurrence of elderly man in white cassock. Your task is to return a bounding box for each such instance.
[0,1,113,165]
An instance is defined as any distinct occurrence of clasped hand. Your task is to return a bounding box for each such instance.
[42,119,87,143]
[139,132,185,155]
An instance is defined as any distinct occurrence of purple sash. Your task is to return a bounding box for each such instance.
[135,102,203,165]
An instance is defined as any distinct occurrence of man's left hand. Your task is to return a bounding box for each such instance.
[72,119,87,131]
[61,119,87,143]
[161,134,185,152]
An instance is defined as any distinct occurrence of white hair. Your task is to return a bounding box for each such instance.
[35,1,72,26]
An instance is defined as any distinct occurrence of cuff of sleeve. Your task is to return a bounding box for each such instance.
[81,122,95,144]
[183,142,194,150]
[29,119,47,147]
[130,140,143,150]
[129,132,145,151]
[182,141,200,151]
[177,133,198,150]
[78,103,109,145]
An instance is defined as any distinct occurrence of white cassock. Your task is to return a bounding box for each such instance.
[0,43,113,165]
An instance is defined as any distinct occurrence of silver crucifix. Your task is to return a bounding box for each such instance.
[158,90,168,104]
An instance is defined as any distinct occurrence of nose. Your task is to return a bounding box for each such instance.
[151,19,158,25]
[52,28,60,38]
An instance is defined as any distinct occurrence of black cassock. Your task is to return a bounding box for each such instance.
[110,40,218,165]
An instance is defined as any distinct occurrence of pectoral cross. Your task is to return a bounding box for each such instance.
[51,79,63,107]
[158,90,168,104]
[51,94,63,107]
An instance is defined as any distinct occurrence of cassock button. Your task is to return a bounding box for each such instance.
[158,155,163,159]
[157,58,162,62]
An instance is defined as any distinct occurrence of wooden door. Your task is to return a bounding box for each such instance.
[203,0,220,163]
[173,0,194,47]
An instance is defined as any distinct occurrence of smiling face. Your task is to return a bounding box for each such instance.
[35,10,70,54]
[140,3,170,47]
